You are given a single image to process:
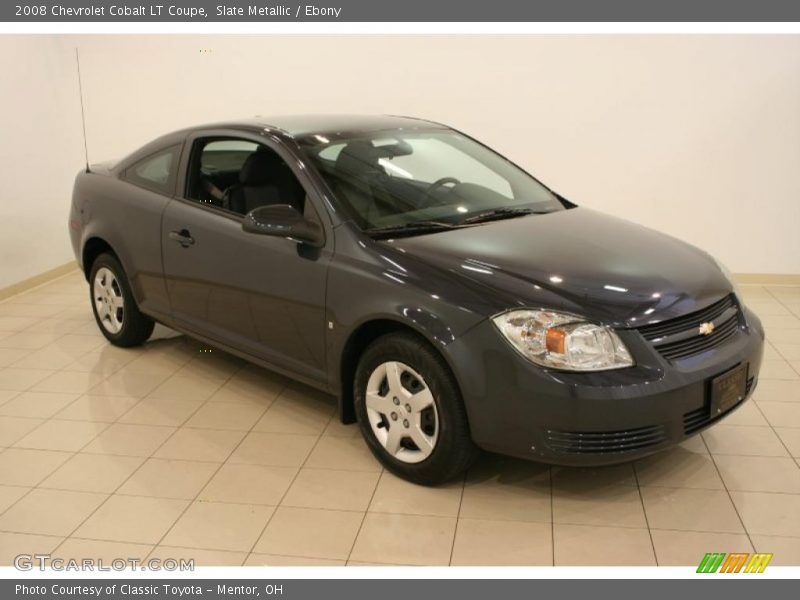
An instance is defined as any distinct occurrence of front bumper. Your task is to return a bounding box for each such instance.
[448,306,765,465]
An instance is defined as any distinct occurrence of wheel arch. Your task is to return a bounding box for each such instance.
[337,316,461,425]
[81,236,116,280]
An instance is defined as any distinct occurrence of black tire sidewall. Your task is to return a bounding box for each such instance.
[89,253,152,347]
[354,333,475,485]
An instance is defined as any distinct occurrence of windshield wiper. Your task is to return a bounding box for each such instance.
[461,207,547,224]
[365,207,549,239]
[365,220,461,239]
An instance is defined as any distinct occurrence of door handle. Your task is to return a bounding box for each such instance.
[169,229,195,247]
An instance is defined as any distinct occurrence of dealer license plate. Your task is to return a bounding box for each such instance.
[710,363,747,417]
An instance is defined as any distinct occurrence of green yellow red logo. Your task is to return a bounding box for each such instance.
[697,552,773,573]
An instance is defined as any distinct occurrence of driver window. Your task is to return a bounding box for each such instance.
[186,138,309,218]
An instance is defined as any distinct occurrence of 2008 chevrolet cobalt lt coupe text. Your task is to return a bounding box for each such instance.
[69,115,764,484]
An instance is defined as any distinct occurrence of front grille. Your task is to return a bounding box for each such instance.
[655,316,739,360]
[683,375,754,435]
[637,295,740,361]
[545,424,667,455]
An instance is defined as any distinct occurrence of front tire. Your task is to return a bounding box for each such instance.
[89,253,154,347]
[354,332,479,485]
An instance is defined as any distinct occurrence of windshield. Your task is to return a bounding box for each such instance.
[298,129,566,235]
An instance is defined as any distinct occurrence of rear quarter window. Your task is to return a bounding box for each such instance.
[122,144,181,195]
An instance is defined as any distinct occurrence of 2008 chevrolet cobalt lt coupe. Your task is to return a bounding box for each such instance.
[69,115,764,484]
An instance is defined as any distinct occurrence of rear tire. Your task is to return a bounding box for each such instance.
[89,252,154,347]
[354,332,479,485]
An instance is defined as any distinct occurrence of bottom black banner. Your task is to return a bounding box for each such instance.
[2,579,794,600]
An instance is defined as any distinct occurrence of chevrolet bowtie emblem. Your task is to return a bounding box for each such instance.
[699,322,715,336]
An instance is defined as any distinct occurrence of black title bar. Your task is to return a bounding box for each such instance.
[5,0,800,22]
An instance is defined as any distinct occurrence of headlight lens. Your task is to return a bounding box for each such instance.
[492,309,634,371]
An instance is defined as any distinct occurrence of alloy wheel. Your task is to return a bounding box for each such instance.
[93,267,125,334]
[365,361,439,464]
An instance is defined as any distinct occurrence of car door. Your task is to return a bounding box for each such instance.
[161,132,333,385]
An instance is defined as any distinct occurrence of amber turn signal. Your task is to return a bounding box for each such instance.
[545,328,567,354]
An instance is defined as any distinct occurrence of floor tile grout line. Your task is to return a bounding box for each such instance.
[242,408,339,566]
[49,326,143,376]
[749,395,800,472]
[3,315,109,372]
[460,519,653,530]
[122,539,340,564]
[644,526,800,538]
[39,394,186,555]
[789,360,800,378]
[11,522,800,544]
[47,356,244,557]
[447,470,467,566]
[7,397,167,454]
[340,465,384,567]
[763,285,796,307]
[618,482,800,497]
[698,433,756,552]
[762,287,800,359]
[4,430,365,465]
[0,388,124,524]
[732,397,800,405]
[7,476,479,514]
[632,462,659,566]
[111,370,234,431]
[3,278,800,563]
[51,528,368,564]
[131,363,260,562]
[3,339,238,463]
[0,310,130,418]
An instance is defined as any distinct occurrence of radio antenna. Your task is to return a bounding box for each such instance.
[75,47,90,172]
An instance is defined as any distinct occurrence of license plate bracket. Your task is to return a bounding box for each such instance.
[710,363,748,418]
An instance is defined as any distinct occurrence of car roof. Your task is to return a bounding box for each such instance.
[118,115,450,170]
[208,114,447,139]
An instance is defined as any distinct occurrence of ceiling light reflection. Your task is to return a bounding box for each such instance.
[603,284,628,293]
[462,264,493,275]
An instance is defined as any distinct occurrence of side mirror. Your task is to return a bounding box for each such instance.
[242,204,324,247]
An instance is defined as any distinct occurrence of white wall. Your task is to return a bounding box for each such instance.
[2,35,799,288]
[0,36,85,289]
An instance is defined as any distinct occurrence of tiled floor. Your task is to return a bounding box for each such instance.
[0,271,799,566]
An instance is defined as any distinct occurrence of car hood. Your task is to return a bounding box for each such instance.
[384,207,732,328]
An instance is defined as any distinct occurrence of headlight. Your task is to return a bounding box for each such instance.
[492,309,634,371]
